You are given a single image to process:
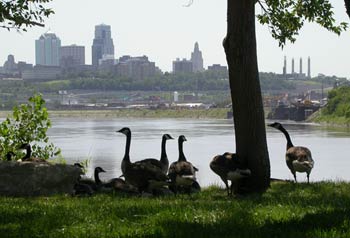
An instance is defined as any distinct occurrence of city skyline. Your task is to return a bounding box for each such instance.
[0,0,349,77]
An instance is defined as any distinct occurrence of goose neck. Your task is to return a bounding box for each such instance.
[94,170,102,185]
[178,140,186,161]
[279,126,294,149]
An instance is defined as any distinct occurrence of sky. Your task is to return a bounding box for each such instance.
[0,0,349,78]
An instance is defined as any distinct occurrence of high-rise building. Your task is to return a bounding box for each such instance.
[35,31,61,66]
[91,24,115,67]
[60,45,85,68]
[190,42,204,72]
[173,58,193,74]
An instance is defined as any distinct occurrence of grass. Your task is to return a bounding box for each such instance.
[1,181,350,238]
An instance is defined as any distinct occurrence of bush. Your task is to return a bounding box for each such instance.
[0,94,61,161]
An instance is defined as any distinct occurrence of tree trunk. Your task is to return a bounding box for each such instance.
[345,0,350,19]
[224,0,270,193]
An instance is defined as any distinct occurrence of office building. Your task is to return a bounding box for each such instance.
[60,45,85,68]
[35,31,61,66]
[91,24,115,67]
[190,42,204,72]
[172,58,193,74]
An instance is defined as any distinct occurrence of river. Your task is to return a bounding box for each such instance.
[44,117,350,187]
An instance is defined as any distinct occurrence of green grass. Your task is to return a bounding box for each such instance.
[1,181,350,238]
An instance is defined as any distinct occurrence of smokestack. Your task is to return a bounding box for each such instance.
[299,57,303,75]
[292,58,295,74]
[283,56,287,75]
[307,56,311,78]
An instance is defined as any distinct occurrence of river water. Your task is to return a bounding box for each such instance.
[44,117,350,187]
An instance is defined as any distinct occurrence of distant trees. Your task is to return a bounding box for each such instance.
[0,0,54,31]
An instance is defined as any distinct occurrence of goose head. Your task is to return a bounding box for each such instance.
[95,167,106,174]
[163,134,174,140]
[117,127,131,136]
[268,122,283,130]
[18,143,31,150]
[178,135,187,143]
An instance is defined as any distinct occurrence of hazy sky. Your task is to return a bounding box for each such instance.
[0,0,349,78]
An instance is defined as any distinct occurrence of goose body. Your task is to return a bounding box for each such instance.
[168,135,200,193]
[210,152,251,196]
[268,122,314,183]
[117,127,169,193]
[134,134,174,174]
[19,143,47,163]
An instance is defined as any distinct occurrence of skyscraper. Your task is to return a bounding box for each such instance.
[91,24,115,67]
[190,42,204,72]
[35,31,61,66]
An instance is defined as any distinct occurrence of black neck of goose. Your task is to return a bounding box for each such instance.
[124,131,131,163]
[23,145,31,160]
[94,170,102,185]
[178,140,186,161]
[278,126,294,149]
[160,137,168,162]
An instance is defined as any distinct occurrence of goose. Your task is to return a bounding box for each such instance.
[268,122,314,183]
[117,127,169,193]
[210,152,251,196]
[77,166,106,191]
[5,151,15,161]
[134,133,174,174]
[168,135,200,193]
[19,143,47,163]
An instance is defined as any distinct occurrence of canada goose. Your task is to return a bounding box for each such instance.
[5,151,15,161]
[73,165,106,196]
[134,134,174,174]
[168,135,200,193]
[19,143,47,163]
[268,122,314,183]
[117,127,169,193]
[210,152,251,196]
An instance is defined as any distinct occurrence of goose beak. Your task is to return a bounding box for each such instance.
[101,168,106,173]
[267,123,273,127]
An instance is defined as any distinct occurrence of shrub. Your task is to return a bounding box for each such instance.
[0,94,61,161]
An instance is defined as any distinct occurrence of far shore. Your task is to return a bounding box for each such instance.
[0,108,231,119]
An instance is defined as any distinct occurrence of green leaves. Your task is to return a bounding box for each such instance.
[0,93,61,161]
[0,0,54,31]
[256,0,348,47]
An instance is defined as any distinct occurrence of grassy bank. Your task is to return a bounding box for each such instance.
[0,108,230,119]
[1,182,350,238]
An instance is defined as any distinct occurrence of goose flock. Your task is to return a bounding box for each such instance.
[2,122,314,197]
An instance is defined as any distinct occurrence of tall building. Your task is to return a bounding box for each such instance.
[190,42,204,72]
[91,24,115,67]
[173,58,193,74]
[60,45,85,68]
[307,56,311,78]
[35,31,61,66]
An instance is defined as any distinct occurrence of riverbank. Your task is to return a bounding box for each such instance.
[1,182,349,238]
[0,108,230,119]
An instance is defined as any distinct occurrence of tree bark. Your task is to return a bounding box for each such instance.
[224,0,270,193]
[345,0,350,19]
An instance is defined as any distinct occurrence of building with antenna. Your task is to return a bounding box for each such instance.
[190,42,204,72]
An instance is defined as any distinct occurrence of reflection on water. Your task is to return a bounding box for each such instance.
[5,116,350,187]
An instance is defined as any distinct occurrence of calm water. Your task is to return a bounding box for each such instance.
[43,118,350,187]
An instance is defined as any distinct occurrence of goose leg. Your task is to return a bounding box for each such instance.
[307,172,310,184]
[221,177,229,196]
[293,172,297,183]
